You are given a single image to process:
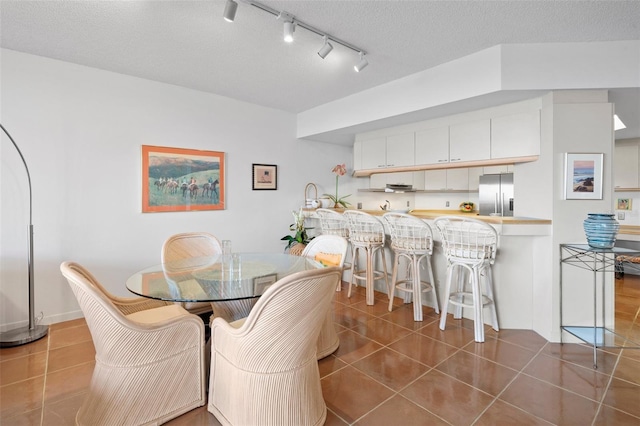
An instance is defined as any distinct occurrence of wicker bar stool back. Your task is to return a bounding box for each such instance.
[434,216,499,342]
[383,212,439,321]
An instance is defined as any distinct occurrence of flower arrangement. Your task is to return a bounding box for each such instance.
[324,163,351,208]
[280,208,314,250]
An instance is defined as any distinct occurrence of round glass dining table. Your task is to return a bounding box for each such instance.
[126,253,322,303]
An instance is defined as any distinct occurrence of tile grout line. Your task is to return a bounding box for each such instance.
[470,339,550,425]
[591,347,624,426]
[40,334,51,426]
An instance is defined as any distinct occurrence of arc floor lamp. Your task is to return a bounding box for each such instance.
[0,123,49,347]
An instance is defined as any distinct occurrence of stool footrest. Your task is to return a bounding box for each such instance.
[448,291,494,308]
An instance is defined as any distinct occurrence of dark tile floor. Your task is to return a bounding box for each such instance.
[2,276,639,425]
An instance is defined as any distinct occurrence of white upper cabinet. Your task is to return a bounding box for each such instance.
[353,140,363,171]
[360,137,387,169]
[415,126,450,165]
[449,119,491,163]
[386,133,415,167]
[424,168,469,191]
[491,111,540,159]
[614,139,640,189]
[358,133,414,170]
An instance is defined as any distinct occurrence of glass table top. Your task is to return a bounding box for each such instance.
[126,253,322,302]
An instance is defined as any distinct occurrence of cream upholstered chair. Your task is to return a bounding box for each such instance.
[383,212,439,321]
[343,210,390,305]
[208,267,342,426]
[302,235,348,358]
[434,216,499,342]
[60,262,205,426]
[162,232,255,322]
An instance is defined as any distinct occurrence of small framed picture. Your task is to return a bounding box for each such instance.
[564,153,603,200]
[617,198,632,210]
[252,164,277,190]
[254,274,277,295]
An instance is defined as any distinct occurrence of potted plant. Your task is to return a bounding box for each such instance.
[324,163,351,208]
[281,208,314,255]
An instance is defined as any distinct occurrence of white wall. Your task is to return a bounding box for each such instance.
[0,49,353,329]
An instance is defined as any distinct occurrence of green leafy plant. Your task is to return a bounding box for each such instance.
[280,208,314,249]
[323,163,351,208]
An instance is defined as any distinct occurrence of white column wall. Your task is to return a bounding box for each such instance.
[0,49,353,329]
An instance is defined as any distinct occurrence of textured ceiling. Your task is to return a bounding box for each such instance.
[1,0,639,136]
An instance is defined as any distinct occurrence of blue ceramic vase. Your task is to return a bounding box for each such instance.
[583,213,620,249]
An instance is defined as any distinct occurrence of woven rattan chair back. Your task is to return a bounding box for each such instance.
[315,208,349,238]
[60,262,205,426]
[208,267,342,426]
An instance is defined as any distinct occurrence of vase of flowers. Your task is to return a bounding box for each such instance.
[324,163,351,208]
[280,208,314,255]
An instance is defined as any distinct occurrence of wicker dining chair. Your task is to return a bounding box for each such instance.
[208,267,341,426]
[301,235,349,358]
[162,232,255,322]
[60,262,205,426]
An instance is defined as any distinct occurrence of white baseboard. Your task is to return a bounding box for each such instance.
[0,310,84,332]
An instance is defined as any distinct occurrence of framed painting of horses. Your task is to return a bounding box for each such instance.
[142,145,225,212]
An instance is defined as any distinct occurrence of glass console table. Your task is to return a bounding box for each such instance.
[559,244,640,368]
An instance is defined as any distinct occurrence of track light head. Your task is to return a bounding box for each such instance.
[223,0,238,22]
[283,20,295,43]
[354,52,368,72]
[317,36,333,59]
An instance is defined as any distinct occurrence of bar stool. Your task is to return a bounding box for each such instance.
[343,210,390,305]
[434,216,499,342]
[316,208,352,290]
[383,212,439,321]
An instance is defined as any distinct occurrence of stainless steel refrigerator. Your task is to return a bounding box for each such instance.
[479,173,514,216]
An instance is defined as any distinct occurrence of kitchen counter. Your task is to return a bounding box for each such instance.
[305,208,551,228]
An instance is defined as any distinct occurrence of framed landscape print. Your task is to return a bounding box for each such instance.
[252,163,277,190]
[142,145,225,212]
[564,153,603,200]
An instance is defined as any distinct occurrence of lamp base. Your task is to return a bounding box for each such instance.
[0,324,49,348]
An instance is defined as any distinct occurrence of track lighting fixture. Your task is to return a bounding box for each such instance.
[223,0,238,23]
[354,52,368,72]
[223,1,368,71]
[283,20,295,43]
[317,36,334,59]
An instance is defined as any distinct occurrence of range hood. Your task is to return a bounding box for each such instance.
[385,184,414,193]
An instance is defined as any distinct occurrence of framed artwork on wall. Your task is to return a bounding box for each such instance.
[617,198,632,210]
[564,153,603,200]
[141,145,225,212]
[252,163,277,190]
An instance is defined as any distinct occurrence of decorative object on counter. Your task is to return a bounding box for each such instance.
[281,208,314,255]
[583,213,620,249]
[252,163,277,190]
[564,153,603,200]
[324,163,351,208]
[304,182,320,208]
[459,201,475,212]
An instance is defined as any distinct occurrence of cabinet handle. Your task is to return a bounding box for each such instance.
[378,165,385,168]
[438,159,448,163]
[451,158,461,162]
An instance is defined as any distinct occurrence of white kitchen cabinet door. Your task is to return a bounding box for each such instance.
[446,168,469,191]
[491,111,540,159]
[360,137,387,170]
[353,140,363,171]
[468,167,483,191]
[614,141,640,188]
[483,164,514,174]
[386,133,415,167]
[449,119,491,163]
[424,170,447,191]
[424,169,468,191]
[415,126,449,165]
